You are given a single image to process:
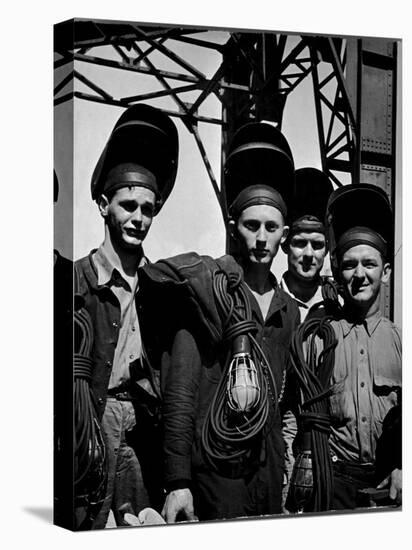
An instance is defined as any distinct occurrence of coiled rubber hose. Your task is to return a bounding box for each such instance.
[201,270,284,466]
[289,315,337,511]
[74,299,107,525]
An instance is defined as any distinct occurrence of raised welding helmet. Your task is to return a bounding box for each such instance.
[283,167,334,251]
[91,104,179,213]
[325,183,393,278]
[224,122,295,221]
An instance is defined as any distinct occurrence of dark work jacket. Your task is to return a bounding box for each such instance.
[139,254,300,518]
[75,251,122,420]
[74,250,158,421]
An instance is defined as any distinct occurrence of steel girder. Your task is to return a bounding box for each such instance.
[54,23,398,245]
[54,20,399,318]
[54,21,316,223]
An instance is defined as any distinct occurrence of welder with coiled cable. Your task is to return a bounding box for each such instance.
[139,122,300,522]
[325,184,402,509]
[74,104,179,528]
[285,183,402,512]
[278,167,335,509]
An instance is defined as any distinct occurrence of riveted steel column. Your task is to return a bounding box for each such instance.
[346,38,398,320]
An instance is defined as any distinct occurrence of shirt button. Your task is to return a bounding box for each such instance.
[106,360,112,367]
[361,416,367,422]
[129,354,134,360]
[131,326,136,332]
[98,398,104,405]
[360,382,365,388]
[112,321,118,328]
[360,349,365,355]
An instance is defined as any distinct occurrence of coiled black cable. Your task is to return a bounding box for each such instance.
[74,297,107,525]
[201,270,282,466]
[288,316,337,512]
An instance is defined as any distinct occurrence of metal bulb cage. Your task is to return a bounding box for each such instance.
[287,449,314,513]
[226,352,261,413]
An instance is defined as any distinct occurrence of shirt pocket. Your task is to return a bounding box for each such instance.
[372,372,400,439]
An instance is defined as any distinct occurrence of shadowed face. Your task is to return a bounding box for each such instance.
[287,231,327,281]
[99,186,156,250]
[233,204,288,265]
[339,244,391,310]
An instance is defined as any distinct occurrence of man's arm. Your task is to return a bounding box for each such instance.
[161,327,201,522]
[376,469,402,505]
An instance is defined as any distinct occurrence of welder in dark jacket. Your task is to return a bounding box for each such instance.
[141,123,300,522]
[74,104,179,528]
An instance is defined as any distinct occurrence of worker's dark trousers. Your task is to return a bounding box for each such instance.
[332,460,378,510]
[192,436,284,521]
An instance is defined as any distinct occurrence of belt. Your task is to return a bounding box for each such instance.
[332,457,376,484]
[107,387,134,401]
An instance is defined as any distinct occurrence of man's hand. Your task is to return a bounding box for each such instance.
[162,488,196,523]
[377,468,402,505]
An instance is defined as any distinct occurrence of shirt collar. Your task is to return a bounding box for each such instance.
[93,244,147,289]
[280,272,323,310]
[247,273,289,323]
[341,309,383,337]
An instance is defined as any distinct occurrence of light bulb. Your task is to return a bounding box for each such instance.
[227,347,260,412]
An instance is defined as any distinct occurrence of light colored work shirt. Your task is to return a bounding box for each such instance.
[329,312,401,464]
[93,246,145,391]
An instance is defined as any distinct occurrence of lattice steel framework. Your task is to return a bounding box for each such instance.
[55,28,397,221]
[54,19,398,317]
[54,21,361,219]
[54,20,397,203]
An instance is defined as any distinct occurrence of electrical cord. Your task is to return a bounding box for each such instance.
[288,315,338,512]
[73,294,107,526]
[201,270,283,466]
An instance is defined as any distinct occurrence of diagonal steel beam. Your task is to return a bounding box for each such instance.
[190,123,226,223]
[276,34,288,62]
[54,72,73,96]
[328,142,351,160]
[54,54,73,69]
[73,52,201,83]
[132,42,192,117]
[259,36,309,94]
[74,70,113,101]
[130,35,168,66]
[310,47,328,175]
[133,25,206,80]
[319,92,347,126]
[70,91,223,124]
[187,61,227,117]
[327,37,356,131]
[122,83,200,103]
[54,92,73,107]
[71,51,259,94]
[113,43,131,64]
[279,37,308,73]
[170,34,225,52]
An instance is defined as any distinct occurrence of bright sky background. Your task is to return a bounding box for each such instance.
[54,32,323,280]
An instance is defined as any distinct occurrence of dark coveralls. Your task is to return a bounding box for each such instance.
[140,255,300,521]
